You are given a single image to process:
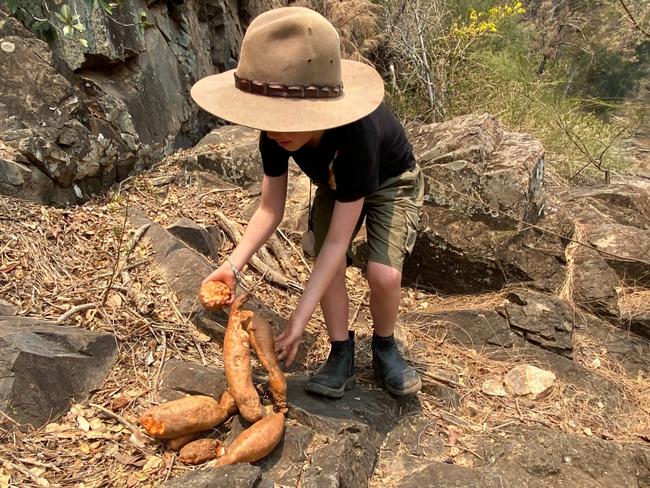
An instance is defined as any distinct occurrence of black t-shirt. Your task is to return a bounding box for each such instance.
[259,102,415,202]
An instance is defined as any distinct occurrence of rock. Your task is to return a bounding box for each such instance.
[167,217,222,260]
[159,359,227,402]
[463,425,650,488]
[578,320,650,375]
[389,113,576,294]
[409,114,544,226]
[0,316,117,429]
[564,184,650,230]
[391,462,484,488]
[481,378,508,397]
[0,9,32,38]
[129,208,220,316]
[568,241,621,320]
[503,290,574,358]
[0,40,14,52]
[402,309,625,409]
[190,126,263,187]
[0,35,86,200]
[371,413,447,485]
[160,464,262,488]
[226,414,315,487]
[503,364,556,399]
[256,424,314,486]
[301,438,375,488]
[401,310,516,349]
[1,0,237,204]
[587,223,650,286]
[286,375,403,487]
[623,311,650,339]
[0,299,16,315]
[286,375,400,435]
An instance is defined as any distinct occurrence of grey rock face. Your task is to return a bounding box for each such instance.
[0,300,16,315]
[503,290,574,358]
[167,217,222,260]
[160,464,262,488]
[0,316,117,429]
[1,0,234,204]
[159,359,228,402]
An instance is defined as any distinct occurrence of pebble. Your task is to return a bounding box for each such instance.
[1,41,16,53]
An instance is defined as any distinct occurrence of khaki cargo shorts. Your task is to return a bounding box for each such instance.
[310,164,424,271]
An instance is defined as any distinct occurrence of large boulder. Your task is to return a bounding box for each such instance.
[559,181,650,333]
[399,114,565,293]
[0,316,117,429]
[409,114,545,226]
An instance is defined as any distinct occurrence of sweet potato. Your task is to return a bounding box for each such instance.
[218,389,238,416]
[167,433,197,451]
[213,412,285,467]
[224,294,264,423]
[140,395,232,439]
[179,438,221,465]
[246,314,287,412]
[198,280,231,311]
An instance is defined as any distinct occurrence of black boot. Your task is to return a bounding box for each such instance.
[305,331,355,398]
[372,333,421,396]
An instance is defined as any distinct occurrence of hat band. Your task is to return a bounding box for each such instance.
[234,73,343,99]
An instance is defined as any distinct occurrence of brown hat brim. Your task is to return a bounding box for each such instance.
[190,59,384,132]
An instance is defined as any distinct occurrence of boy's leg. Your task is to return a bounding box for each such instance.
[320,257,350,341]
[367,261,402,336]
[365,165,424,396]
[304,185,362,398]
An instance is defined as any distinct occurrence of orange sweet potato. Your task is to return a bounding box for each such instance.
[198,280,231,311]
[223,294,264,423]
[246,314,287,412]
[140,395,233,439]
[179,438,221,465]
[167,433,197,451]
[218,389,238,416]
[213,412,285,467]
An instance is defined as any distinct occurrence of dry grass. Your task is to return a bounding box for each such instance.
[619,286,650,320]
[1,153,649,486]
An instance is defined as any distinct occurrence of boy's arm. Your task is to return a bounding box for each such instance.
[203,172,288,295]
[276,197,364,366]
[229,172,288,269]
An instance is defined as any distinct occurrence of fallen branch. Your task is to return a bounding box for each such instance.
[277,228,312,273]
[89,402,152,449]
[418,368,464,389]
[267,231,297,278]
[57,303,97,324]
[214,211,302,291]
[101,223,150,306]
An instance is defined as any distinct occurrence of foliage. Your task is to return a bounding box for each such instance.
[2,0,149,47]
[452,0,525,39]
[373,0,648,181]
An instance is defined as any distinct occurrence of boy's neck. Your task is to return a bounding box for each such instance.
[306,130,326,148]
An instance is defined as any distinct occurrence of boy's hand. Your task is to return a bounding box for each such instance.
[275,312,307,368]
[202,263,237,304]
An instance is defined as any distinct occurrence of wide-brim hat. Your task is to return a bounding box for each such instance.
[191,7,384,132]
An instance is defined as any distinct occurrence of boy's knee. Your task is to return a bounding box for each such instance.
[367,262,402,294]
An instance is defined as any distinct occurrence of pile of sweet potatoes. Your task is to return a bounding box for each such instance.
[138,281,286,466]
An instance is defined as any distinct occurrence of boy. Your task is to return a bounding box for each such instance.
[192,6,423,398]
